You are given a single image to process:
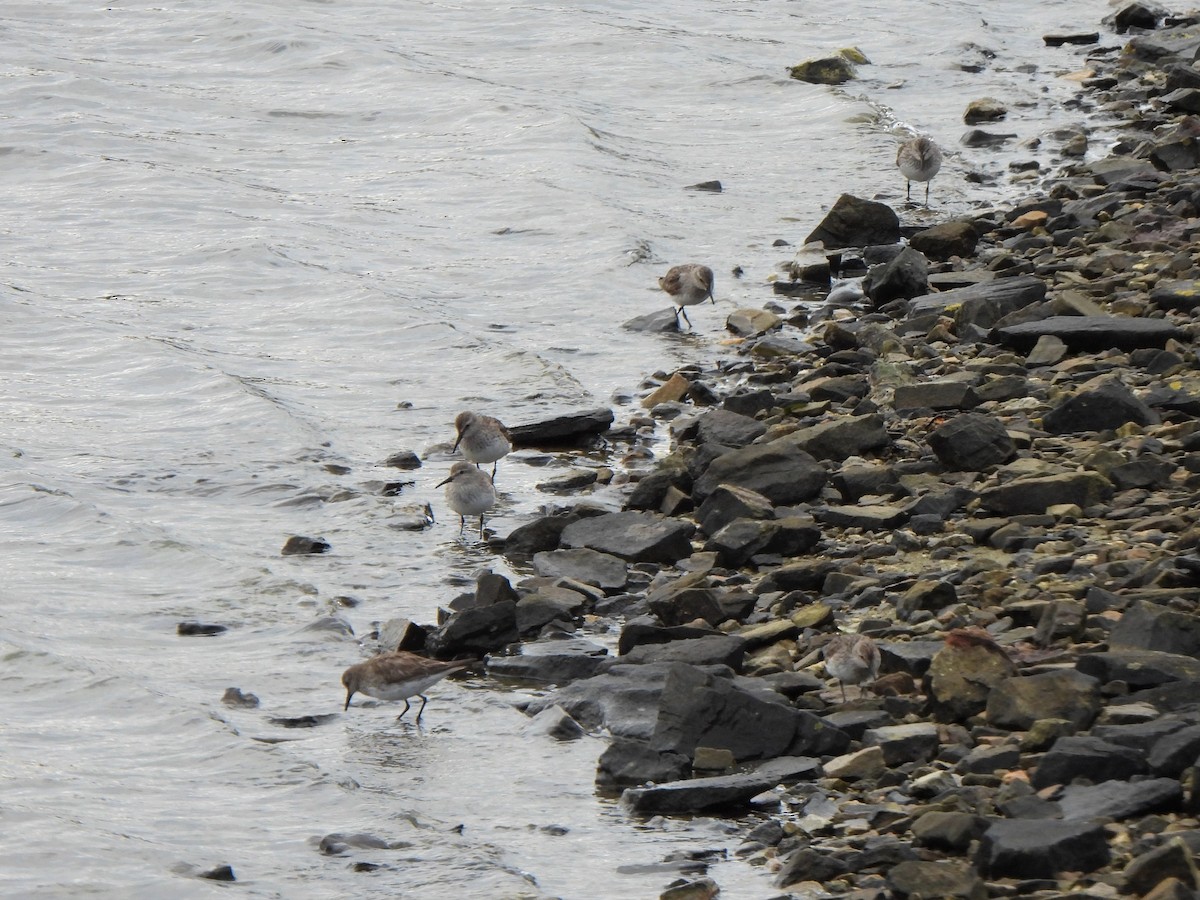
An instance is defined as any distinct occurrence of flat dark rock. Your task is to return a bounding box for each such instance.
[990,316,1181,352]
[1058,777,1182,821]
[508,408,615,447]
[622,756,821,814]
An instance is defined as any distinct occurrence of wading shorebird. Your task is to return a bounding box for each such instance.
[658,263,715,327]
[896,135,943,206]
[342,651,473,722]
[436,461,497,538]
[452,411,511,482]
[823,633,881,702]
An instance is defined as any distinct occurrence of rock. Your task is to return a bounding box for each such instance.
[787,413,890,462]
[619,620,719,656]
[1122,839,1200,896]
[692,435,827,505]
[804,194,902,249]
[660,877,720,900]
[1031,735,1147,789]
[684,408,768,450]
[597,738,690,789]
[896,579,958,618]
[281,535,330,555]
[503,509,592,558]
[927,412,1016,470]
[928,632,1016,722]
[978,819,1110,878]
[893,381,980,412]
[1058,778,1182,821]
[912,811,989,852]
[908,221,980,261]
[222,687,260,708]
[622,756,821,814]
[524,704,586,741]
[964,97,1007,124]
[861,722,940,766]
[625,308,683,333]
[977,471,1112,516]
[382,449,422,470]
[776,846,851,888]
[888,860,987,900]
[178,622,227,637]
[864,246,929,305]
[625,458,692,512]
[1077,649,1200,688]
[788,56,856,85]
[822,745,886,780]
[485,639,609,684]
[814,503,907,530]
[726,308,782,337]
[560,511,696,564]
[1149,724,1200,777]
[1110,598,1200,656]
[1042,377,1161,434]
[619,635,747,669]
[907,274,1046,329]
[425,600,518,657]
[696,487,777,535]
[198,865,236,882]
[507,408,614,448]
[986,669,1102,731]
[532,548,629,591]
[990,316,1182,353]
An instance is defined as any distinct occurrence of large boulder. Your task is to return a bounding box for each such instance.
[560,511,695,564]
[693,435,827,504]
[804,194,901,249]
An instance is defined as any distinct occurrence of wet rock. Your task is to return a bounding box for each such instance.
[1149,724,1200,777]
[425,600,518,657]
[896,579,957,618]
[532,548,628,591]
[888,859,986,900]
[990,316,1182,353]
[516,589,586,634]
[619,619,719,656]
[485,639,609,684]
[177,622,227,637]
[1032,735,1147,789]
[804,194,901,249]
[560,511,696,564]
[625,458,692,512]
[692,435,826,505]
[777,846,850,888]
[198,865,236,882]
[908,221,980,261]
[822,745,886,781]
[1077,649,1200,688]
[383,450,422,470]
[814,503,907,530]
[222,687,260,708]
[683,408,767,449]
[623,756,821,814]
[1107,1,1168,32]
[1058,777,1182,821]
[474,572,520,607]
[1042,377,1161,434]
[987,669,1102,731]
[503,509,595,558]
[964,97,1008,124]
[508,408,614,448]
[927,412,1015,470]
[597,738,690,789]
[618,635,747,669]
[978,819,1109,878]
[788,55,856,85]
[864,246,929,305]
[524,704,586,741]
[281,535,330,555]
[726,308,782,337]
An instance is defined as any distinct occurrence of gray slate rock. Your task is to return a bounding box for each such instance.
[1110,599,1200,656]
[927,412,1016,470]
[1077,648,1200,688]
[788,413,890,462]
[617,635,747,670]
[621,756,821,814]
[426,600,518,657]
[978,819,1110,878]
[987,669,1102,731]
[1058,777,1182,821]
[1043,377,1161,434]
[907,274,1046,329]
[560,511,695,564]
[597,738,689,789]
[1032,735,1147,789]
[804,193,901,249]
[978,471,1112,516]
[692,435,827,505]
[485,639,609,684]
[508,408,614,447]
[531,548,628,590]
[888,859,987,900]
[1149,724,1200,777]
[893,380,980,412]
[990,316,1182,353]
[695,483,775,536]
[864,246,929,305]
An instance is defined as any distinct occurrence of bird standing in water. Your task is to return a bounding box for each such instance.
[658,263,715,327]
[896,135,943,205]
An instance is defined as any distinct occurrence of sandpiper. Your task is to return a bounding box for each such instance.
[896,135,943,205]
[658,263,715,327]
[342,651,473,722]
[823,633,881,702]
[453,411,512,481]
[436,461,496,537]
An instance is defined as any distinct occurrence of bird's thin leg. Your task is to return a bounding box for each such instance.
[924,182,931,206]
[477,516,485,539]
[397,698,412,721]
[680,307,692,328]
[840,681,848,703]
[906,180,912,202]
[415,694,429,723]
[458,515,466,533]
[491,462,498,481]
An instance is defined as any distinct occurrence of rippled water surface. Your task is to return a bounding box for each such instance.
[2,1,1113,896]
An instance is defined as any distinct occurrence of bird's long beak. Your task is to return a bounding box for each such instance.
[436,475,451,487]
[452,433,463,452]
[344,688,354,711]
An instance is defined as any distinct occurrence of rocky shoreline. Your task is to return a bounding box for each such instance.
[387,8,1200,899]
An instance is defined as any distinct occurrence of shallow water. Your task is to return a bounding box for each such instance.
[1,1,1114,896]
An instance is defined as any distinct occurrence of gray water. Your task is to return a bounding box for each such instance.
[2,2,1112,896]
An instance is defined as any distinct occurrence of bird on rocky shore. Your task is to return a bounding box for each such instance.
[453,410,511,482]
[823,633,881,702]
[896,135,943,205]
[342,651,473,722]
[436,461,497,537]
[658,263,715,327]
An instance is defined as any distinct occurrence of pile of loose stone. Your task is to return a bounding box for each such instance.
[386,9,1200,900]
